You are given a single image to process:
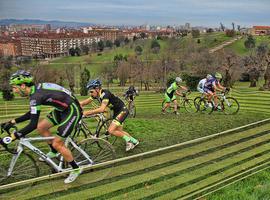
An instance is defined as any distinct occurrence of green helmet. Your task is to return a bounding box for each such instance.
[10,70,33,85]
[215,72,222,80]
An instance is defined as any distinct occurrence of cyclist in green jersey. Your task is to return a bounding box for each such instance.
[0,70,82,184]
[162,77,188,115]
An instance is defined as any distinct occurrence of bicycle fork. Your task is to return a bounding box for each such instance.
[7,145,23,177]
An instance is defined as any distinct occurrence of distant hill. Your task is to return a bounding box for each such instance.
[0,19,95,28]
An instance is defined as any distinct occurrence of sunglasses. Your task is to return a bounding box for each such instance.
[89,90,96,94]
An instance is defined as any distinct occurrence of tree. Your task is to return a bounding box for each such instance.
[220,22,225,31]
[191,29,200,38]
[225,29,235,37]
[80,68,90,96]
[65,65,75,93]
[263,53,270,89]
[114,39,121,47]
[81,45,89,55]
[97,40,104,52]
[232,22,235,31]
[0,57,14,100]
[140,32,147,39]
[206,28,214,33]
[105,40,113,48]
[133,36,138,42]
[116,61,130,86]
[69,48,76,56]
[135,45,143,55]
[151,39,161,54]
[75,47,81,56]
[237,25,241,32]
[124,37,130,45]
[244,35,256,49]
[241,55,260,87]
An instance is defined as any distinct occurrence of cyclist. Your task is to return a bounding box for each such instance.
[204,72,226,110]
[197,74,212,94]
[81,79,139,151]
[0,70,82,184]
[124,85,138,102]
[162,77,188,115]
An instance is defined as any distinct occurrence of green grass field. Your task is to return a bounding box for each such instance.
[225,35,270,55]
[1,81,270,199]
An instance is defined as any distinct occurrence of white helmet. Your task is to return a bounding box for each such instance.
[206,74,213,80]
[175,77,182,83]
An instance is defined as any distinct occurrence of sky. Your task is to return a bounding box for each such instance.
[0,0,270,27]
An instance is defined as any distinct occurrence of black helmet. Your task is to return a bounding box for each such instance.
[86,79,102,90]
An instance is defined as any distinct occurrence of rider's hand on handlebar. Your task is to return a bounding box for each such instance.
[1,121,15,132]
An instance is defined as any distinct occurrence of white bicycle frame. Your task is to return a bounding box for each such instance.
[7,136,94,177]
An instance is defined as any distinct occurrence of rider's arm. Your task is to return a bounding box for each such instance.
[216,82,225,91]
[175,89,182,96]
[180,86,188,91]
[15,111,40,138]
[83,101,107,116]
[80,97,93,107]
[10,111,31,124]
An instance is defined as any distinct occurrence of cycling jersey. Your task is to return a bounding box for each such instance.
[125,88,138,101]
[204,77,219,92]
[197,78,206,93]
[164,82,179,103]
[166,82,179,98]
[96,89,125,114]
[14,83,82,138]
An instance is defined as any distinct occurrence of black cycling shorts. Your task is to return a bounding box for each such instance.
[112,107,129,126]
[47,103,82,137]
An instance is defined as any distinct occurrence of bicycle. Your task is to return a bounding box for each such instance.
[73,114,117,144]
[0,125,115,198]
[196,88,240,115]
[161,90,197,113]
[125,96,136,118]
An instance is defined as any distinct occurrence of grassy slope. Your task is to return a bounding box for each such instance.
[225,35,270,55]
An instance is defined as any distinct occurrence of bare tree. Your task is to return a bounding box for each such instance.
[65,65,75,93]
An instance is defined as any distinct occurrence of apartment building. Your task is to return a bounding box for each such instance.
[20,32,101,58]
[0,39,21,57]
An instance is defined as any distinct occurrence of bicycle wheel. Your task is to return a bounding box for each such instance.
[183,98,197,113]
[71,122,88,143]
[193,96,202,112]
[221,97,240,115]
[96,118,117,144]
[128,102,136,118]
[198,99,214,114]
[0,152,39,198]
[72,138,116,181]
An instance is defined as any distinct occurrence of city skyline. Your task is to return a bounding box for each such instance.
[0,0,270,27]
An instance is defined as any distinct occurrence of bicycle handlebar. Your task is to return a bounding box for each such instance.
[0,125,18,154]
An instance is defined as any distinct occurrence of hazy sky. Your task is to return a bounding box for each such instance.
[0,0,269,27]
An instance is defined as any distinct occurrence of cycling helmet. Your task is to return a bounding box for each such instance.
[215,72,222,80]
[175,77,182,83]
[129,85,135,90]
[10,70,33,85]
[206,74,213,80]
[86,79,102,90]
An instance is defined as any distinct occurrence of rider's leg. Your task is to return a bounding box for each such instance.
[213,92,218,108]
[37,118,57,153]
[173,99,178,112]
[162,94,171,112]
